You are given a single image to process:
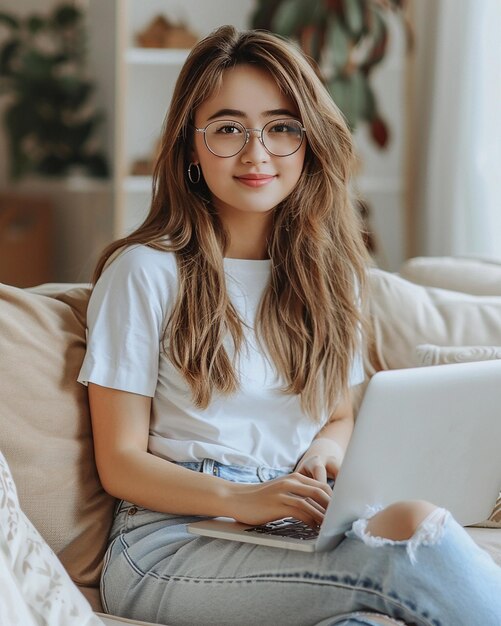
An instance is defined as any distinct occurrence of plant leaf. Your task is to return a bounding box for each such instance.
[57,77,93,107]
[50,5,82,28]
[26,16,44,34]
[300,24,322,62]
[250,0,284,30]
[0,40,20,76]
[342,0,364,39]
[328,77,355,128]
[0,12,20,30]
[19,50,53,80]
[5,102,34,141]
[327,15,350,74]
[328,71,375,130]
[272,0,323,37]
[370,115,389,148]
[363,4,388,69]
[82,152,109,177]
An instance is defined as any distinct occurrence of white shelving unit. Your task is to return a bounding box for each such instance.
[87,0,254,239]
[120,48,186,235]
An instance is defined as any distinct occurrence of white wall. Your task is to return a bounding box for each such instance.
[353,10,408,270]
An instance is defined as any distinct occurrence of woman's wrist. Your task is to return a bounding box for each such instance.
[213,479,247,519]
[304,436,346,460]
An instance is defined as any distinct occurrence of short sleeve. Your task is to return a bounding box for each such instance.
[78,246,175,397]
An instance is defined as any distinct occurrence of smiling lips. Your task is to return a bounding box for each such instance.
[235,174,276,187]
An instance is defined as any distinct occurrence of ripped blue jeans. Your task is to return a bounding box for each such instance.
[100,460,501,626]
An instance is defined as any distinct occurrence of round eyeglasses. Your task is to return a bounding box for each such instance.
[194,119,306,158]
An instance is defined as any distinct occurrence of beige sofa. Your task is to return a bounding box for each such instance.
[1,256,500,626]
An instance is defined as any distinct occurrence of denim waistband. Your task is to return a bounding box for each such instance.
[174,458,291,483]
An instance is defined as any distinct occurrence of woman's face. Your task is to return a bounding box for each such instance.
[192,64,307,223]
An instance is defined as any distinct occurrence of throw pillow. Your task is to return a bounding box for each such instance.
[490,499,501,525]
[367,269,501,371]
[0,283,115,592]
[0,451,102,626]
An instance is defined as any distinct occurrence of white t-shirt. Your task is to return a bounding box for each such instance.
[78,245,364,470]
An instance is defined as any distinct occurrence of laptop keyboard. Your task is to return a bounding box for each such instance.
[244,518,319,540]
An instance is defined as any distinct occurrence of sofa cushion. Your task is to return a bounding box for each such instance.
[0,282,115,589]
[368,269,501,371]
[466,528,501,567]
[400,256,501,296]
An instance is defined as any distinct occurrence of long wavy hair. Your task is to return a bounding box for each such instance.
[94,25,369,420]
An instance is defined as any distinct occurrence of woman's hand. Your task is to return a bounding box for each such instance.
[296,396,355,484]
[230,472,332,528]
[295,438,345,483]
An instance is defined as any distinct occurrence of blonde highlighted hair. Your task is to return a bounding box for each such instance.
[94,25,369,420]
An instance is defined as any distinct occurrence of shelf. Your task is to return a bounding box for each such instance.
[125,48,191,65]
[9,176,112,194]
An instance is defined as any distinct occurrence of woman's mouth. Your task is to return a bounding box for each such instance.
[235,174,276,188]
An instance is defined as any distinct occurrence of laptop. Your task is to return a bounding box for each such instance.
[188,359,501,552]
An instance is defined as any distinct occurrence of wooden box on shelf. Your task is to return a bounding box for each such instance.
[0,194,53,288]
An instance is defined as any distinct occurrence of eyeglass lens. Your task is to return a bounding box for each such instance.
[204,119,303,157]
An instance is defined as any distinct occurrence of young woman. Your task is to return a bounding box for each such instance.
[79,26,501,626]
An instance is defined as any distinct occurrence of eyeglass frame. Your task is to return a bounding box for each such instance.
[193,118,307,158]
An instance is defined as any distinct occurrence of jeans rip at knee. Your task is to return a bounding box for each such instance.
[349,507,450,564]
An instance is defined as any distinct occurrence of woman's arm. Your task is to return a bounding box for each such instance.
[89,383,332,528]
[295,393,354,483]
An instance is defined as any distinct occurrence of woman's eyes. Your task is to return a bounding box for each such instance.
[211,120,300,134]
[215,124,242,135]
[268,122,297,133]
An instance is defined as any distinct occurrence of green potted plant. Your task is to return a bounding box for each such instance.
[251,0,410,148]
[0,3,108,179]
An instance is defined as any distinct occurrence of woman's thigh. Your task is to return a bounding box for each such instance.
[101,503,501,626]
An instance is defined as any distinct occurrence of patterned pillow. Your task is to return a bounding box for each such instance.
[0,451,103,626]
[490,499,501,525]
[415,344,501,528]
[415,344,501,366]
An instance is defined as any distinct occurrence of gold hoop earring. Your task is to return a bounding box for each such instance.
[187,162,201,184]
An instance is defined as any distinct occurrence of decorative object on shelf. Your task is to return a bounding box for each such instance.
[250,0,411,149]
[0,3,109,180]
[130,136,161,177]
[130,158,154,177]
[135,15,198,49]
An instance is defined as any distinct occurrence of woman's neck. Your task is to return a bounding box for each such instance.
[221,211,273,260]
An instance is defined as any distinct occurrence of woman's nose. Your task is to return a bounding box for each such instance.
[240,130,270,163]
